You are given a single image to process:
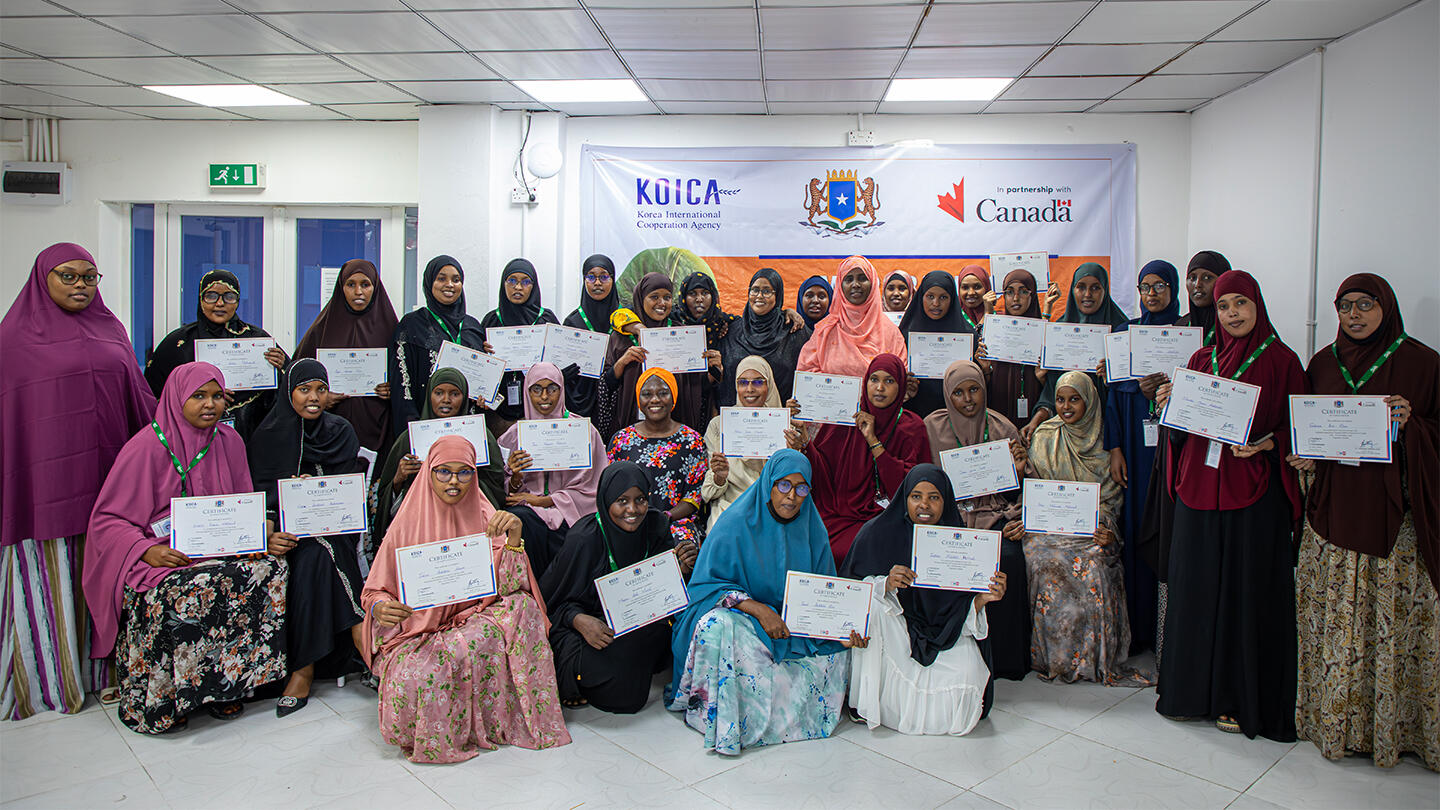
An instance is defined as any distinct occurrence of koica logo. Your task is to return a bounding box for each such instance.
[636,177,733,205]
[938,177,1075,223]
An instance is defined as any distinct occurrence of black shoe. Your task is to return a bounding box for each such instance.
[205,700,245,721]
[845,704,865,724]
[275,696,309,718]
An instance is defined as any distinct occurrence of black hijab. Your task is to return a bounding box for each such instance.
[247,358,361,491]
[676,271,734,349]
[1180,250,1231,342]
[494,257,546,326]
[840,464,977,666]
[719,268,811,405]
[572,254,618,333]
[394,255,484,352]
[144,268,271,397]
[898,271,970,337]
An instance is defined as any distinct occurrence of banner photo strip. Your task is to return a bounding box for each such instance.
[580,144,1138,318]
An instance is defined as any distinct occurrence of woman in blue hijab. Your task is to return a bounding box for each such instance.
[667,448,866,755]
[796,275,833,329]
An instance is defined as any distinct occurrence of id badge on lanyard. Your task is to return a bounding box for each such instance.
[1016,398,1029,419]
[1205,440,1223,468]
[1142,419,1160,448]
[506,381,521,406]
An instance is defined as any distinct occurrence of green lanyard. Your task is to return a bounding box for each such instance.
[577,308,596,332]
[151,421,214,497]
[960,311,978,331]
[495,309,545,327]
[1331,333,1407,394]
[1205,326,1216,347]
[425,307,459,343]
[594,511,652,573]
[1210,334,1275,380]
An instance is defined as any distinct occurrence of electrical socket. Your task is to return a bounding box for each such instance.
[846,130,875,147]
[511,187,537,204]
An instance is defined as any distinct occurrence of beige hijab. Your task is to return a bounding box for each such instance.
[922,359,1022,530]
[703,355,783,528]
[1027,370,1122,523]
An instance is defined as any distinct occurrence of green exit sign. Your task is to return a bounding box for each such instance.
[209,163,265,188]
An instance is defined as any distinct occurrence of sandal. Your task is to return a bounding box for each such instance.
[561,697,588,708]
[98,687,121,706]
[162,717,189,734]
[205,701,245,721]
[1215,715,1241,734]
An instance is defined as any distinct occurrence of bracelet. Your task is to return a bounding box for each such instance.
[868,442,881,451]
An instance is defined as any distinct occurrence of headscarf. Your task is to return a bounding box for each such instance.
[497,363,606,531]
[882,270,915,312]
[83,362,251,657]
[1135,259,1181,327]
[922,360,1023,530]
[840,464,976,666]
[1306,274,1437,587]
[670,449,842,689]
[392,254,485,354]
[1029,371,1122,520]
[899,271,972,417]
[796,275,833,329]
[142,267,272,398]
[704,356,783,511]
[360,435,543,665]
[2,243,157,547]
[599,273,706,437]
[247,358,361,491]
[675,271,735,349]
[575,254,618,333]
[494,258,546,327]
[797,256,908,377]
[956,264,991,326]
[192,269,249,338]
[636,366,677,403]
[1000,269,1042,319]
[720,268,811,405]
[987,268,1045,428]
[1181,250,1231,341]
[1060,262,1129,326]
[294,258,399,451]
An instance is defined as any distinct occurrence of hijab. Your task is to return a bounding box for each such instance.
[1181,251,1231,340]
[1306,274,1437,587]
[393,254,484,352]
[797,256,908,377]
[987,268,1045,429]
[83,362,252,657]
[923,360,1023,530]
[1135,260,1181,326]
[883,270,915,311]
[796,275,833,329]
[956,264,991,326]
[1060,262,1129,327]
[493,258,546,326]
[2,243,157,547]
[1029,371,1122,517]
[900,271,972,417]
[247,358,360,490]
[497,363,606,531]
[720,268,811,405]
[143,268,271,397]
[840,465,977,666]
[1000,269,1042,319]
[600,273,706,437]
[705,355,783,489]
[676,271,733,348]
[574,254,618,333]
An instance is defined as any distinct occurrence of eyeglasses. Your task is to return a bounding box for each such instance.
[201,290,240,304]
[432,467,475,482]
[736,377,768,388]
[50,270,102,287]
[748,287,776,299]
[1003,287,1031,298]
[505,277,534,288]
[1336,297,1377,314]
[527,383,561,396]
[1137,282,1170,294]
[584,273,611,284]
[774,480,811,498]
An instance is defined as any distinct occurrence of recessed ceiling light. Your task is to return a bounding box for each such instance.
[884,78,1013,102]
[142,84,308,107]
[515,79,646,104]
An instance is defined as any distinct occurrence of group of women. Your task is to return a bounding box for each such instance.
[2,242,1434,774]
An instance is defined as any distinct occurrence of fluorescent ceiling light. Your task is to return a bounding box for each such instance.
[142,84,308,107]
[885,78,1013,102]
[516,79,646,104]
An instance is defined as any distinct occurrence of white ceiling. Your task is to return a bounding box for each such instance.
[0,0,1419,120]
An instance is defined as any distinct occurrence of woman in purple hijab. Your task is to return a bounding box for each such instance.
[84,362,286,734]
[0,243,156,719]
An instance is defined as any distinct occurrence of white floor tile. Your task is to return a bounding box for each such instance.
[1,706,140,802]
[1224,795,1290,810]
[1244,743,1440,810]
[582,700,746,786]
[990,676,1144,732]
[105,693,339,768]
[4,766,165,810]
[309,774,451,810]
[844,708,1066,789]
[936,791,1014,810]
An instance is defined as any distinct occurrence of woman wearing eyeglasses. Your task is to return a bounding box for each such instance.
[717,269,812,407]
[145,268,287,438]
[478,258,559,429]
[701,356,806,530]
[1,243,156,719]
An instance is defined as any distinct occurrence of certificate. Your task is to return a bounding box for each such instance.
[719,407,789,458]
[907,332,975,379]
[980,316,1046,365]
[1289,395,1392,463]
[1041,323,1110,372]
[790,371,862,425]
[277,473,367,538]
[594,550,690,636]
[407,415,492,465]
[515,418,593,471]
[486,325,548,372]
[316,348,385,396]
[396,534,497,610]
[194,338,277,391]
[1129,326,1203,379]
[542,324,608,379]
[434,341,505,404]
[1103,332,1133,383]
[938,439,1019,501]
[781,571,872,641]
[168,491,266,557]
[989,251,1049,293]
[1022,479,1100,537]
[639,325,707,374]
[910,525,1001,592]
[883,311,904,327]
[1159,368,1261,445]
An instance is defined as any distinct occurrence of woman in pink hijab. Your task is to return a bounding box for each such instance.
[797,256,908,378]
[360,434,570,764]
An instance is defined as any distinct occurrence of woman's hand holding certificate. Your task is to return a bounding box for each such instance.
[278,473,367,537]
[780,572,872,641]
[515,418,592,470]
[639,326,707,373]
[790,372,862,425]
[168,492,267,557]
[195,338,278,391]
[487,325,548,371]
[939,439,1019,500]
[1041,323,1110,372]
[316,349,386,396]
[435,341,506,404]
[541,324,607,378]
[593,551,690,636]
[719,407,790,458]
[910,525,1001,592]
[1289,395,1392,463]
[908,332,974,379]
[980,316,1046,365]
[1159,368,1261,445]
[408,415,492,465]
[1022,479,1101,536]
[395,534,497,610]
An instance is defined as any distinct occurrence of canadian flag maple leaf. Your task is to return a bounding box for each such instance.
[937,179,964,222]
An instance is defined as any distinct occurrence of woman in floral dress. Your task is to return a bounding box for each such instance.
[606,368,708,548]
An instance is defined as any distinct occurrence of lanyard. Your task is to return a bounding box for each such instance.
[495,309,545,327]
[1331,333,1406,394]
[960,310,978,331]
[151,421,213,497]
[577,308,596,332]
[1210,334,1275,380]
[425,307,459,343]
[595,511,651,573]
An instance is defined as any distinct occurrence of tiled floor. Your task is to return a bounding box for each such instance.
[3,670,1436,810]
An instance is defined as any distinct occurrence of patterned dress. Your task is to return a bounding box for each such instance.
[372,547,571,764]
[607,425,708,547]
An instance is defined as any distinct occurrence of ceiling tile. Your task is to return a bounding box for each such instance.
[476,50,627,80]
[656,100,767,114]
[233,104,346,119]
[60,1,240,13]
[2,105,152,119]
[623,50,760,80]
[196,54,369,82]
[1065,1,1255,44]
[1159,39,1325,74]
[1033,44,1185,76]
[390,80,530,103]
[587,0,748,7]
[325,102,422,119]
[0,85,87,105]
[896,45,1047,78]
[876,100,988,114]
[639,78,763,101]
[763,49,903,80]
[51,56,242,84]
[588,9,757,50]
[984,98,1102,113]
[257,12,458,53]
[266,81,416,103]
[765,79,886,102]
[999,75,1136,100]
[336,52,495,81]
[409,0,579,6]
[424,10,608,51]
[0,59,123,85]
[546,100,659,116]
[762,0,926,5]
[24,85,205,105]
[760,7,924,50]
[0,17,170,58]
[1114,72,1261,99]
[0,0,73,16]
[765,100,875,113]
[228,0,412,9]
[914,2,1092,47]
[1213,0,1414,41]
[110,105,252,119]
[1092,98,1204,113]
[102,15,312,56]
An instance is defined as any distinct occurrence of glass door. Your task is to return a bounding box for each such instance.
[294,216,382,338]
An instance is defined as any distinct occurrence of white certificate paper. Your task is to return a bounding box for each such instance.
[396,534,497,610]
[1104,331,1133,383]
[908,332,975,379]
[434,341,506,404]
[194,338,277,391]
[719,407,790,459]
[790,371,862,425]
[316,348,386,396]
[487,325,548,372]
[910,525,1001,592]
[515,418,593,471]
[1022,479,1101,537]
[1129,326,1203,379]
[407,415,492,466]
[1041,323,1110,372]
[1160,368,1261,446]
[277,473,367,538]
[939,439,1019,501]
[781,571,872,641]
[168,491,266,558]
[980,316,1046,366]
[594,550,690,636]
[884,311,904,327]
[1289,395,1393,463]
[542,324,608,379]
[639,325,707,374]
[989,251,1050,294]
